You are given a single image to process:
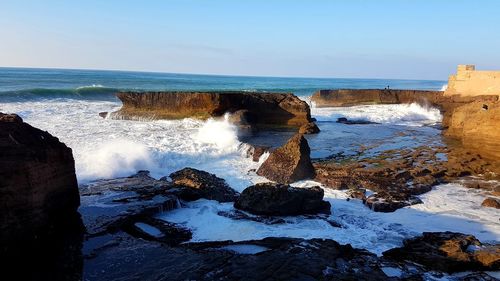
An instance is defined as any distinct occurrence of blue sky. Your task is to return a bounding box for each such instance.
[1,0,499,80]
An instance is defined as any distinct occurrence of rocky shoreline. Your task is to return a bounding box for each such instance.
[1,76,499,280]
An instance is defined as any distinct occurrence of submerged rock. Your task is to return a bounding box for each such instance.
[169,167,239,202]
[336,117,378,125]
[234,182,331,216]
[0,113,81,246]
[257,133,315,184]
[383,232,500,273]
[245,144,270,162]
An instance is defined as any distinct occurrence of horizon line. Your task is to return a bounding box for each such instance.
[0,65,447,82]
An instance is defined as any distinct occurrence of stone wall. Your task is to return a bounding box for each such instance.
[445,65,500,97]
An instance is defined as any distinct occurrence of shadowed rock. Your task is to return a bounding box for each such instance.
[298,121,320,134]
[257,133,315,184]
[234,182,331,216]
[0,112,80,245]
[481,197,500,209]
[383,232,500,273]
[169,167,239,202]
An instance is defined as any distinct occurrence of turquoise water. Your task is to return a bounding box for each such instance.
[0,67,445,101]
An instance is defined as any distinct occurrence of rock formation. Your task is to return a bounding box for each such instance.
[234,183,331,216]
[257,133,315,184]
[383,232,500,273]
[481,197,500,209]
[113,91,315,129]
[311,89,443,107]
[0,113,81,245]
[443,100,500,160]
[168,167,239,202]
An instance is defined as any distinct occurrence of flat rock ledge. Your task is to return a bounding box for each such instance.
[112,91,317,130]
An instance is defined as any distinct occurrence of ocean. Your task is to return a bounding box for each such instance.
[1,67,498,254]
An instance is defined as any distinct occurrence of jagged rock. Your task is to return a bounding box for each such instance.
[234,182,331,216]
[481,197,500,209]
[383,232,500,273]
[257,133,315,183]
[169,167,239,202]
[0,113,80,245]
[113,91,313,128]
[98,111,108,118]
[364,193,422,212]
[245,144,270,162]
[298,121,320,134]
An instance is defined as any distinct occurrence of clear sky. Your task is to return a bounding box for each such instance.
[1,0,499,80]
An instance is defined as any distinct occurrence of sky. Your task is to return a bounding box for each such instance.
[1,0,499,80]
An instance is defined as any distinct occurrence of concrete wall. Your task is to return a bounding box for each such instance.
[445,65,500,97]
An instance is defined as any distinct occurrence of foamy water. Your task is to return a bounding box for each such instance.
[1,97,498,255]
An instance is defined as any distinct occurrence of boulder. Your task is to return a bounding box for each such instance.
[336,117,378,125]
[481,197,500,209]
[234,182,331,216]
[113,91,313,128]
[0,113,80,240]
[298,121,320,134]
[245,144,270,162]
[383,232,500,273]
[257,133,315,184]
[168,167,239,202]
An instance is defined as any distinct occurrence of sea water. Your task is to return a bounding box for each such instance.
[1,67,498,253]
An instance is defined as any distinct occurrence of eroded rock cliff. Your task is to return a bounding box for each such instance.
[113,91,313,128]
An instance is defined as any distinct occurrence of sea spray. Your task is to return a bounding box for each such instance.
[193,113,240,153]
[312,102,442,126]
[77,139,154,181]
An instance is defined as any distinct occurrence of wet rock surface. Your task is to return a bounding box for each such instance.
[168,167,239,202]
[383,232,500,273]
[257,133,316,183]
[481,197,500,209]
[336,117,379,125]
[234,182,331,216]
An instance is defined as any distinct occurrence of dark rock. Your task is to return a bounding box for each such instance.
[383,232,500,273]
[0,113,80,246]
[169,167,239,202]
[234,182,331,216]
[336,117,378,125]
[84,236,392,281]
[481,197,500,209]
[298,121,320,134]
[98,112,108,118]
[257,133,315,184]
[365,193,422,212]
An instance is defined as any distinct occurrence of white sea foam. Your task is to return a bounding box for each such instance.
[194,114,240,153]
[312,102,442,126]
[440,84,448,91]
[76,84,105,90]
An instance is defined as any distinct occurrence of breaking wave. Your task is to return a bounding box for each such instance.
[312,103,442,126]
[0,86,119,101]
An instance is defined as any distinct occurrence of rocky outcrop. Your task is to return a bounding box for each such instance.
[113,91,314,128]
[383,232,500,273]
[0,113,80,245]
[298,121,320,134]
[311,89,444,107]
[257,133,315,183]
[234,183,331,216]
[168,167,239,202]
[443,100,500,160]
